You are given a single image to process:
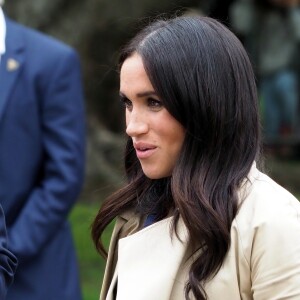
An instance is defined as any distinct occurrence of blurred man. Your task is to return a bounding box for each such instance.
[230,0,300,145]
[0,1,85,299]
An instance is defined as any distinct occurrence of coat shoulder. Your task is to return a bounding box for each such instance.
[233,169,300,265]
[6,17,77,59]
[237,169,300,225]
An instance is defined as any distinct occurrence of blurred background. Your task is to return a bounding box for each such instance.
[3,0,300,299]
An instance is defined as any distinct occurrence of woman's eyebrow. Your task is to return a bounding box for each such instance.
[136,91,158,98]
[119,91,158,98]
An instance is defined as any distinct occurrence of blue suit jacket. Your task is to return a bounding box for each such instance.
[0,17,85,300]
[0,204,17,299]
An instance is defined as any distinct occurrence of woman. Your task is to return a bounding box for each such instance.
[92,16,300,300]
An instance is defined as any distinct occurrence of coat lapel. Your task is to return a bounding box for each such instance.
[116,216,190,300]
[100,211,142,300]
[0,17,24,120]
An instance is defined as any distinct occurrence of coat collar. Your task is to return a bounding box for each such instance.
[103,213,191,300]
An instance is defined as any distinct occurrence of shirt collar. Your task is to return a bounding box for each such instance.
[0,7,6,56]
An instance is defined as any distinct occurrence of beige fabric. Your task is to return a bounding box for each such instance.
[100,166,300,300]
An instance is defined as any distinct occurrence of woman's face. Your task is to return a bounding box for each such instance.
[120,53,185,179]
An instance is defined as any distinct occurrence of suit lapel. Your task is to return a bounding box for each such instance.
[0,17,24,120]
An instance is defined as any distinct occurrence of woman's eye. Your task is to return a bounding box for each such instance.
[120,97,132,110]
[147,98,163,110]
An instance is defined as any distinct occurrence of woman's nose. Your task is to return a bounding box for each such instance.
[126,111,149,137]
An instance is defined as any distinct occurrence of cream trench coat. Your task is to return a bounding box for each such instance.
[100,166,300,300]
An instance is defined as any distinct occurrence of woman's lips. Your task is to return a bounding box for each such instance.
[134,142,157,159]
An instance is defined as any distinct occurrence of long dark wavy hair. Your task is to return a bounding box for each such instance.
[92,16,261,300]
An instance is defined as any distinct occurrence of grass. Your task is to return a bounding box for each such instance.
[69,203,114,300]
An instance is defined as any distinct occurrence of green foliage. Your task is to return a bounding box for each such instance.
[69,203,114,300]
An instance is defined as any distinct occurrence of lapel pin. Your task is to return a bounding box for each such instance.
[7,58,20,71]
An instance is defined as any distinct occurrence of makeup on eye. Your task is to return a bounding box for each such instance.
[119,92,164,111]
[147,97,163,110]
[119,94,132,110]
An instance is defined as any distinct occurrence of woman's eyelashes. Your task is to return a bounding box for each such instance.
[119,94,163,111]
[120,95,133,110]
[147,97,163,110]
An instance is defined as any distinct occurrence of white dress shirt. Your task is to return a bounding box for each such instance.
[0,7,6,62]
